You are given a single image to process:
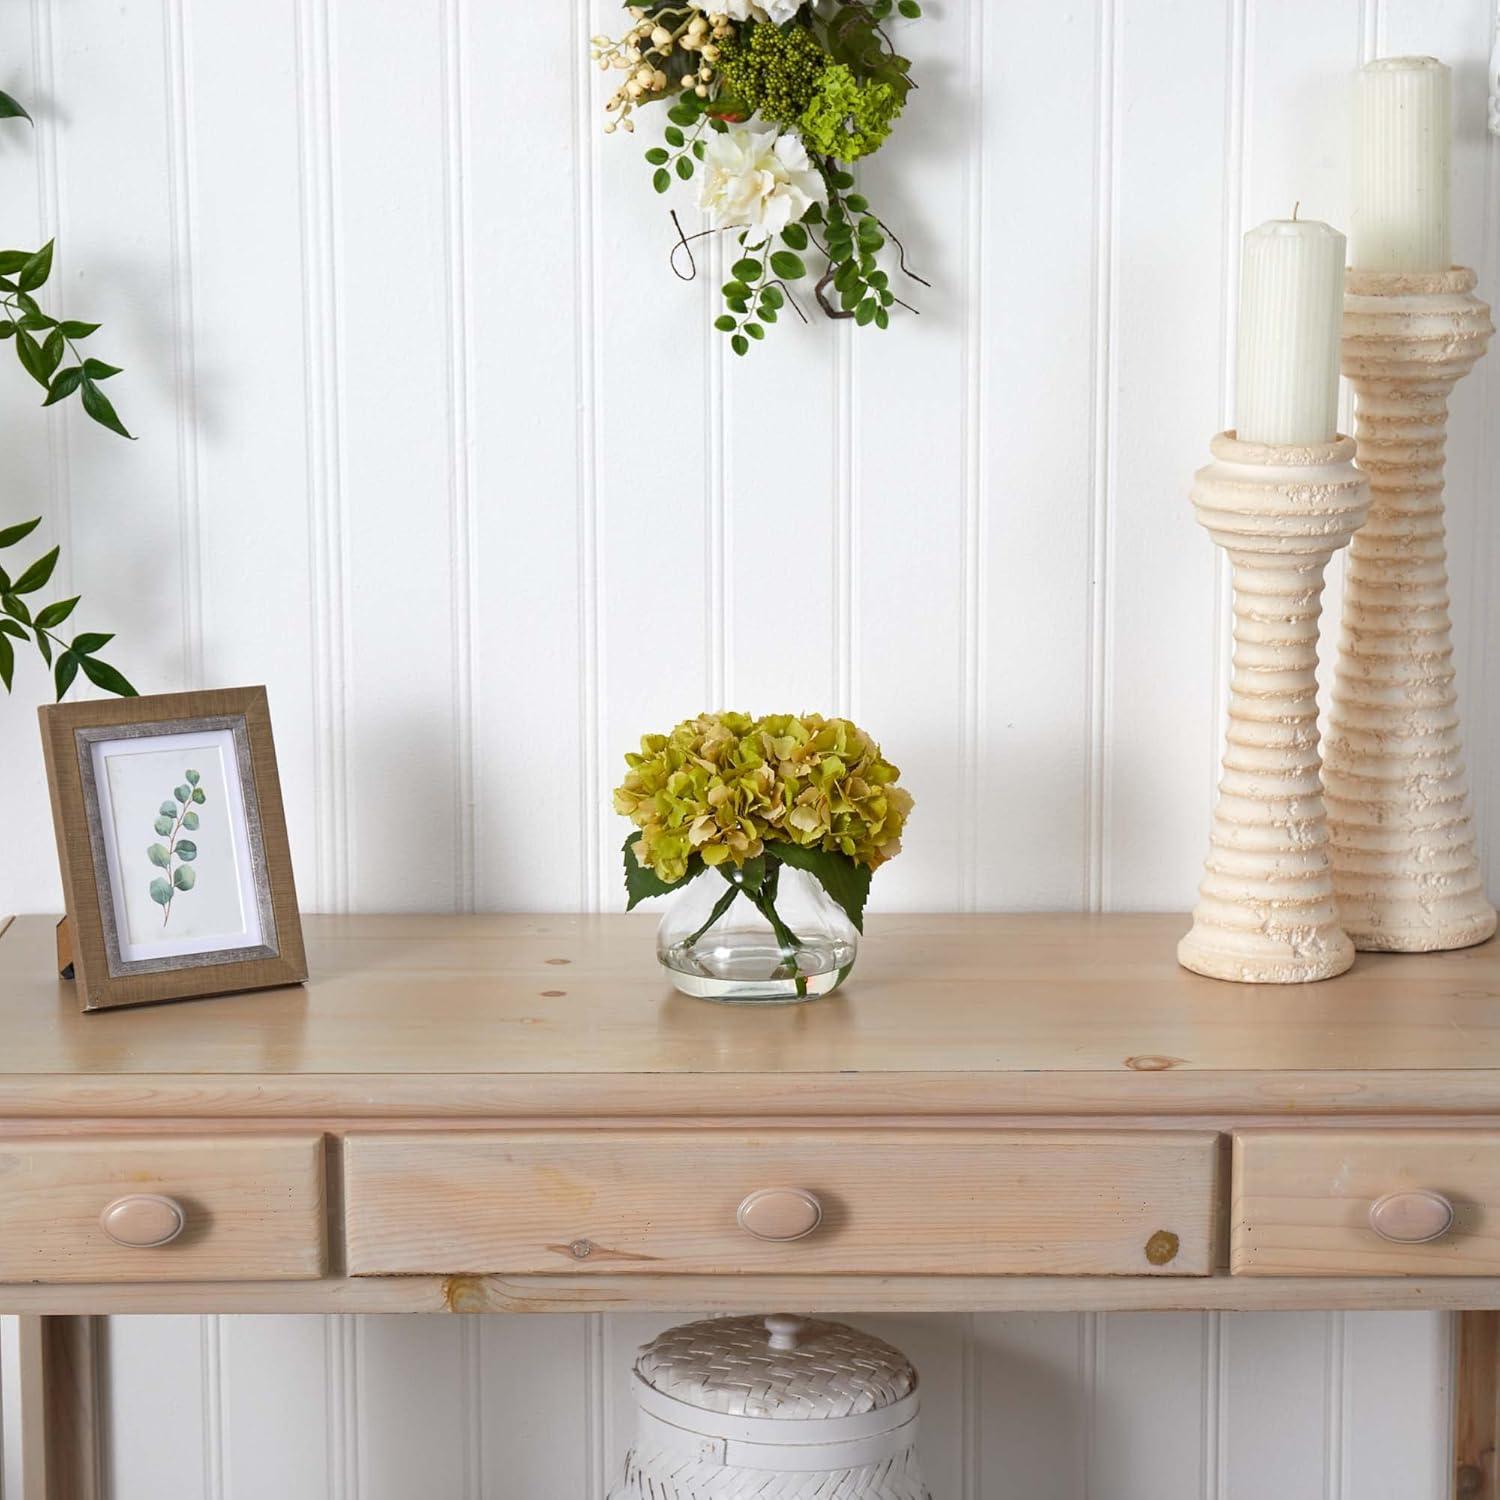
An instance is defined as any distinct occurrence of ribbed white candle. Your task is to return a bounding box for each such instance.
[1351,56,1452,271]
[1235,218,1346,446]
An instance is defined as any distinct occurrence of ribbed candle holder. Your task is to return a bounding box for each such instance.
[1179,432,1371,984]
[1325,267,1495,952]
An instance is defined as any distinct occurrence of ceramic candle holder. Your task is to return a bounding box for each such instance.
[1324,267,1495,952]
[1179,432,1371,984]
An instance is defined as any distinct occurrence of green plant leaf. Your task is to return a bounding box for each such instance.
[77,654,136,696]
[0,90,32,123]
[0,618,26,640]
[34,630,50,665]
[185,769,200,785]
[674,156,693,180]
[79,377,133,438]
[81,359,121,380]
[768,250,806,280]
[159,801,179,818]
[43,366,82,406]
[39,328,63,379]
[175,784,191,803]
[732,258,762,281]
[53,650,78,700]
[190,785,206,803]
[769,843,873,933]
[18,240,53,292]
[181,810,199,830]
[153,815,174,836]
[33,594,78,628]
[2,593,32,624]
[0,633,12,692]
[0,251,27,274]
[173,838,197,862]
[644,147,669,165]
[15,329,50,388]
[147,843,171,868]
[731,334,749,356]
[652,167,671,193]
[780,223,808,251]
[855,298,877,326]
[0,517,41,549]
[173,865,196,891]
[713,314,736,332]
[898,0,921,17]
[10,546,59,595]
[58,320,100,339]
[149,877,173,907]
[744,321,764,340]
[622,833,705,911]
[69,631,112,654]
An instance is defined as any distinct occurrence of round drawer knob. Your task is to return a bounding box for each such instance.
[1369,1189,1454,1245]
[100,1194,186,1249]
[736,1187,823,1242]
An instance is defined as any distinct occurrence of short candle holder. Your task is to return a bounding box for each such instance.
[1179,432,1370,984]
[1325,267,1495,952]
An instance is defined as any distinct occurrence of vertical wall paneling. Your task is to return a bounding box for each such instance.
[295,0,350,912]
[1102,0,1231,907]
[1222,1311,1328,1499]
[330,0,460,914]
[100,1317,206,1500]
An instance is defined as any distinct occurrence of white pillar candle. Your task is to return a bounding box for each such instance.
[1235,218,1346,446]
[1351,56,1452,271]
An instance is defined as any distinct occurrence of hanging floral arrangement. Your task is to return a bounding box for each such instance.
[591,2,928,354]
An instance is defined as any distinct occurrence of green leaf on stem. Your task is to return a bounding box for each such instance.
[70,631,112,654]
[79,377,133,438]
[769,843,873,933]
[77,654,137,697]
[81,359,122,380]
[0,90,32,123]
[42,366,82,406]
[622,834,706,911]
[18,240,53,292]
[768,250,806,280]
[15,329,50,388]
[10,546,59,595]
[0,517,41,549]
[53,650,78,700]
[0,633,12,692]
[33,595,78,629]
[58,321,100,339]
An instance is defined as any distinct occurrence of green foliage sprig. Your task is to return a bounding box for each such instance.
[148,769,205,925]
[0,517,136,699]
[0,240,132,438]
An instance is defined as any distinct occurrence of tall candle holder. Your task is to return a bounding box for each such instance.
[1324,267,1495,951]
[1179,433,1370,984]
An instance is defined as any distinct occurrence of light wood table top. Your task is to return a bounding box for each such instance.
[2,912,1499,1118]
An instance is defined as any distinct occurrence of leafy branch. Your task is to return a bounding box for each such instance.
[0,92,131,436]
[0,517,136,700]
[148,770,205,925]
[0,241,131,437]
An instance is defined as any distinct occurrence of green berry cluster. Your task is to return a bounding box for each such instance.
[799,64,900,161]
[717,22,829,126]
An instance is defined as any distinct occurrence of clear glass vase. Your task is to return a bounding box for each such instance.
[657,863,858,1004]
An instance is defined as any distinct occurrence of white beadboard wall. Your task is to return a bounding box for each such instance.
[0,0,1496,1496]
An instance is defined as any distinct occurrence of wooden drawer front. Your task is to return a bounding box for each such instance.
[0,1135,327,1283]
[1233,1130,1500,1276]
[344,1129,1219,1277]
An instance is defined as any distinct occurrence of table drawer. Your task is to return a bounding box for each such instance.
[344,1129,1219,1277]
[0,1134,327,1283]
[1232,1130,1500,1276]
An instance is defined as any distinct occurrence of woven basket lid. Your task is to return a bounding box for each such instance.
[632,1314,917,1421]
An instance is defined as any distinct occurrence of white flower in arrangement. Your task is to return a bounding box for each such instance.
[694,0,799,21]
[698,120,827,245]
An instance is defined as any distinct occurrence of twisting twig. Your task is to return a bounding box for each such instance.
[669,210,749,282]
[874,217,931,288]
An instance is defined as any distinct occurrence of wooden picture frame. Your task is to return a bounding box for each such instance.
[38,686,307,1011]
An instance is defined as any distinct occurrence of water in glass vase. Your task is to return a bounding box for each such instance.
[657,863,858,1004]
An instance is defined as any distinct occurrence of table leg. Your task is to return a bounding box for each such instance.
[2,1316,100,1500]
[1457,1312,1500,1500]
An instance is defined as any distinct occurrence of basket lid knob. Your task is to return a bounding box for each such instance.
[764,1314,807,1352]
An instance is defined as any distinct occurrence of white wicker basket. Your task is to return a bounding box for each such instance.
[609,1314,930,1500]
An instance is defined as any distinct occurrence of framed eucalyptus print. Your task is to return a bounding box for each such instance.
[39,687,306,1010]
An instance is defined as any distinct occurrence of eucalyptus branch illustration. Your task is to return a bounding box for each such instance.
[147,770,206,926]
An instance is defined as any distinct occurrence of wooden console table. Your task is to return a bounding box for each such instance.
[2,910,1500,1497]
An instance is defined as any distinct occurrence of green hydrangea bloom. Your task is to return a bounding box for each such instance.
[614,711,912,884]
[798,63,900,160]
[716,22,830,127]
